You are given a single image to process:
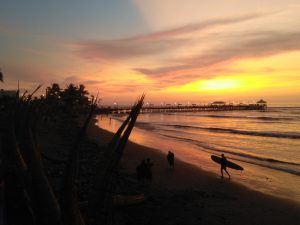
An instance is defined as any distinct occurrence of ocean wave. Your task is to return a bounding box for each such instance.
[165,113,296,121]
[202,114,293,121]
[231,158,300,176]
[160,134,300,176]
[167,124,300,139]
[134,121,157,131]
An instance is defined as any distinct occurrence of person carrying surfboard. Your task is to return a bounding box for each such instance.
[220,154,231,179]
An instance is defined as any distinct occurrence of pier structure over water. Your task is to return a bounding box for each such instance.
[97,100,267,114]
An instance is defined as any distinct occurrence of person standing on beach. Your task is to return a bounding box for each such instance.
[220,154,230,179]
[167,151,175,169]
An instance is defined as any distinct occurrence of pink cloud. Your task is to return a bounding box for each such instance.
[76,12,275,61]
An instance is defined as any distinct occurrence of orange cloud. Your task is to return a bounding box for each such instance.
[134,32,300,82]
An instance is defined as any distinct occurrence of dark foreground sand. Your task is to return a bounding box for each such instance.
[87,122,300,225]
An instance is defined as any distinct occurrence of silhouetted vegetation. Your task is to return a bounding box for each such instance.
[0,83,144,225]
[45,83,91,116]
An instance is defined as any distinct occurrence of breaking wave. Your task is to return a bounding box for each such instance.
[167,124,300,139]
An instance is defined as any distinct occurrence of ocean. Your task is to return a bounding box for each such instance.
[96,107,300,202]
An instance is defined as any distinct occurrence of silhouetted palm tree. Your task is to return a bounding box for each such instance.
[46,83,61,99]
[60,84,90,114]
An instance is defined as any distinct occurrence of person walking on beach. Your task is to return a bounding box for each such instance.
[220,154,230,179]
[167,151,175,169]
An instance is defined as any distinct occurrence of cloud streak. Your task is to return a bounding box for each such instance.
[76,38,186,61]
[129,12,277,41]
[76,12,275,61]
[63,75,106,86]
[134,32,300,85]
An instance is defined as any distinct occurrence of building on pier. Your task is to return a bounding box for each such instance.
[257,99,267,107]
[210,101,226,106]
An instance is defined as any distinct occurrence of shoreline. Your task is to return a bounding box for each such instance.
[87,120,300,225]
[96,114,300,202]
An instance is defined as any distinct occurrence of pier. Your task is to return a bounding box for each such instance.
[96,101,267,114]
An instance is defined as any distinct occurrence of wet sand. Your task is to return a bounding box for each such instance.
[87,121,300,225]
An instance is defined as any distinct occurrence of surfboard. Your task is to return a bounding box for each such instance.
[211,155,244,171]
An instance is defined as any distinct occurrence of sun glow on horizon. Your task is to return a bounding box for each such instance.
[162,75,272,94]
[200,78,241,91]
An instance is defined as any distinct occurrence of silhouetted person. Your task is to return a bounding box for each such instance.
[220,154,230,179]
[167,151,175,169]
[145,158,153,183]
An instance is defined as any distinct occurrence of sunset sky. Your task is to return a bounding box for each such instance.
[1,0,300,105]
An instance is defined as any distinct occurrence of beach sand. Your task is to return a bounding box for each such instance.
[87,121,300,225]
